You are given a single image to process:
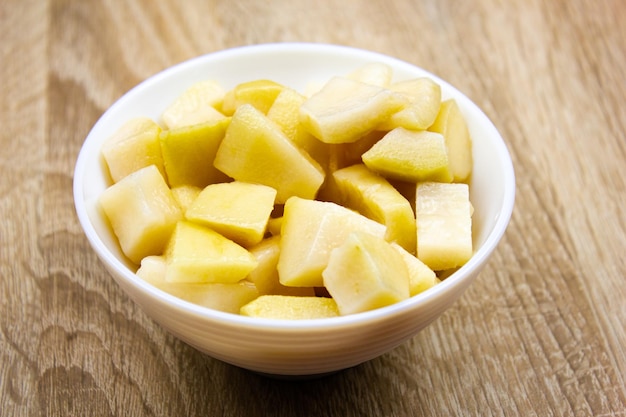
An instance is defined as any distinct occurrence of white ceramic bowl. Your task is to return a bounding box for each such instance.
[74,43,515,376]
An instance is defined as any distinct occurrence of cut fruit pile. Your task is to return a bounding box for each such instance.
[99,63,474,319]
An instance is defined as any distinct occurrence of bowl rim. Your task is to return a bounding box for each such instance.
[73,42,516,332]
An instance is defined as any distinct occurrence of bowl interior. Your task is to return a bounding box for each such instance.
[74,42,515,328]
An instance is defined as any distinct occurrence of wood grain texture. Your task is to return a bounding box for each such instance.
[1,0,625,416]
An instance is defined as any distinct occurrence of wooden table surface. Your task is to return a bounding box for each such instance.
[2,0,625,416]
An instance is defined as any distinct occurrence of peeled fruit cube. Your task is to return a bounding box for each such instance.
[267,87,329,167]
[160,118,231,188]
[302,80,326,98]
[185,181,277,247]
[330,164,416,253]
[137,256,259,314]
[214,104,325,204]
[164,221,258,284]
[247,236,316,296]
[136,255,168,283]
[322,232,410,315]
[171,185,202,213]
[266,88,309,143]
[278,196,387,288]
[267,216,282,236]
[391,243,437,296]
[161,80,226,129]
[377,78,442,131]
[99,165,182,264]
[416,182,473,271]
[362,128,452,183]
[324,130,384,176]
[300,76,406,144]
[221,79,285,115]
[101,117,165,183]
[346,62,393,87]
[174,281,258,314]
[240,295,340,320]
[428,99,473,182]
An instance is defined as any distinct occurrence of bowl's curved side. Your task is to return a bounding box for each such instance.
[103,260,484,376]
[74,43,515,376]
